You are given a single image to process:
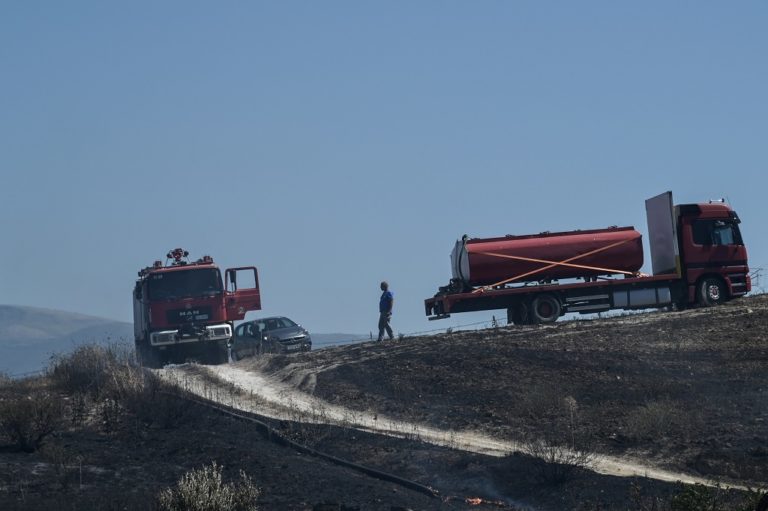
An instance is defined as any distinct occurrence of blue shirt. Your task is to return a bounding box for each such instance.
[379,290,393,313]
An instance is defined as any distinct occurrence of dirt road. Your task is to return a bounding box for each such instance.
[162,360,747,489]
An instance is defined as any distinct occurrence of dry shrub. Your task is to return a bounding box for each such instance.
[0,381,64,452]
[49,343,189,431]
[624,400,688,442]
[625,482,768,511]
[578,483,766,511]
[156,461,261,511]
[48,344,127,398]
[520,386,594,484]
[40,442,83,490]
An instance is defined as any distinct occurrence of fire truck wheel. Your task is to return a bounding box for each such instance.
[137,345,161,369]
[698,277,726,307]
[530,294,561,324]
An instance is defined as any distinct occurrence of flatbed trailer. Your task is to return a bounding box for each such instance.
[425,192,750,325]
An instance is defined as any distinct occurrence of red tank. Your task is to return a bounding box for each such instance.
[451,226,644,287]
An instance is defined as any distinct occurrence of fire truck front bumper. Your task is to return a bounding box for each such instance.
[150,323,232,346]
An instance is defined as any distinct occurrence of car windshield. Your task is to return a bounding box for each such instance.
[257,318,298,331]
[148,268,223,300]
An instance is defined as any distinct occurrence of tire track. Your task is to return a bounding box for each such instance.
[158,363,754,490]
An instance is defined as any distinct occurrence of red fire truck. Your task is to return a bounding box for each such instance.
[133,248,261,367]
[425,192,750,324]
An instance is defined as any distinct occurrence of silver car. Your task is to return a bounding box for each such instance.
[231,316,312,360]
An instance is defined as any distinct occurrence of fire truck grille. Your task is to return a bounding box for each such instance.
[166,306,213,325]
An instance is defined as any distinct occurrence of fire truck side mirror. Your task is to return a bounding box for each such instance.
[134,287,142,300]
[227,269,237,291]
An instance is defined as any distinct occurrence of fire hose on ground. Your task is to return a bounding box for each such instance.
[160,389,512,507]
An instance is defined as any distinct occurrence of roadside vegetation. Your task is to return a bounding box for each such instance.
[520,386,594,484]
[156,461,260,511]
[0,344,263,510]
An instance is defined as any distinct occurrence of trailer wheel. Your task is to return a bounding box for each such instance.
[698,277,726,307]
[530,294,561,324]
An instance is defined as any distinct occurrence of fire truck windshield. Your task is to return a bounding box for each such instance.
[148,268,223,300]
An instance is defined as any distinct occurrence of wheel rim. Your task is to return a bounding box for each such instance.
[708,284,720,301]
[538,302,553,318]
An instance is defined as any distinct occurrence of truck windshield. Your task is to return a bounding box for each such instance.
[692,220,744,246]
[148,268,223,300]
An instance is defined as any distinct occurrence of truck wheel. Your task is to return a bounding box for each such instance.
[530,294,561,324]
[138,346,161,369]
[698,277,726,307]
[507,303,530,325]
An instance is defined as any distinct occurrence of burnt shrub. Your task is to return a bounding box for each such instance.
[0,380,64,452]
[48,342,189,430]
[48,344,127,398]
[623,481,768,511]
[155,461,261,511]
[623,399,695,443]
[520,387,595,484]
[115,369,190,429]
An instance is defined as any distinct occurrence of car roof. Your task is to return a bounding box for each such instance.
[248,316,289,323]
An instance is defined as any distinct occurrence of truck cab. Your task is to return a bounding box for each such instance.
[133,248,261,367]
[676,202,750,305]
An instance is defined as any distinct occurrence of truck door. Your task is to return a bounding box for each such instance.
[225,267,262,320]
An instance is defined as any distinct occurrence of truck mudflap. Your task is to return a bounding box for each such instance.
[150,323,232,346]
[425,296,450,320]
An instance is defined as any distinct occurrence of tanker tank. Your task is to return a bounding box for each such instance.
[451,226,644,288]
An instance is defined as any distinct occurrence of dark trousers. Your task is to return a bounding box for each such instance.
[378,313,393,341]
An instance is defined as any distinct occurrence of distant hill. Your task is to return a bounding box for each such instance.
[0,305,133,376]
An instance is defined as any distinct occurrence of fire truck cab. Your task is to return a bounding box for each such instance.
[133,248,261,367]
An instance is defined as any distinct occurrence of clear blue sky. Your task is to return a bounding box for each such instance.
[1,2,766,335]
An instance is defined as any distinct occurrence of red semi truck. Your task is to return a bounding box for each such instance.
[133,248,261,367]
[425,192,751,324]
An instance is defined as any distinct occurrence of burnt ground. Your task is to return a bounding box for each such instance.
[0,397,452,511]
[1,294,767,510]
[305,294,768,484]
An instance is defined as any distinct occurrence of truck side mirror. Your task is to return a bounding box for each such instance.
[228,270,237,291]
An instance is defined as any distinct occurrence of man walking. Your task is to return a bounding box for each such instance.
[378,281,394,342]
